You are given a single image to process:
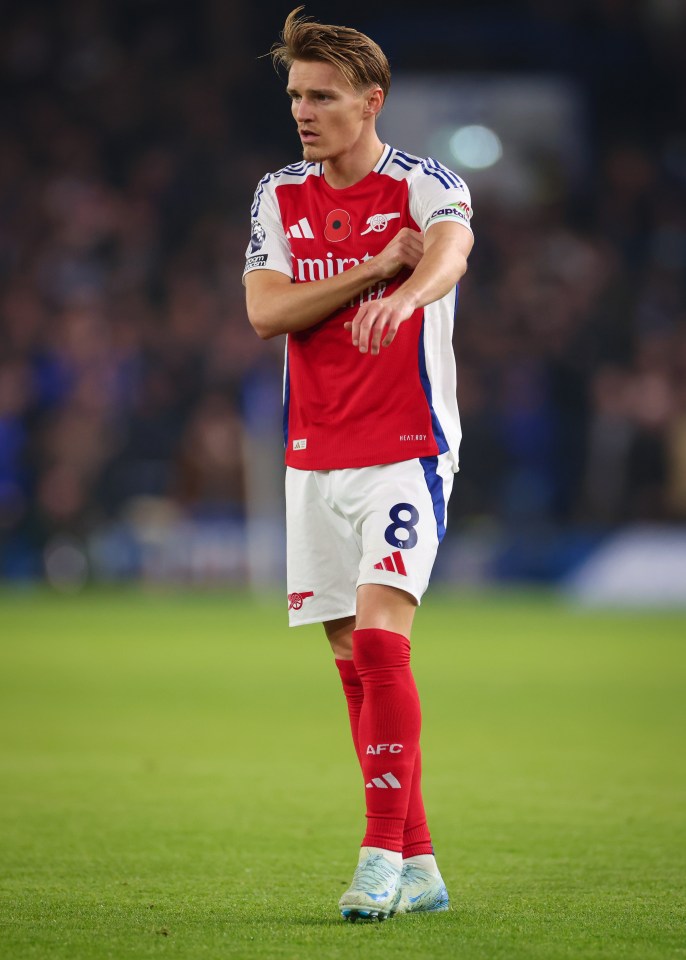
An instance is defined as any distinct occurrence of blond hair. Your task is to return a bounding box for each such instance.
[271,6,391,98]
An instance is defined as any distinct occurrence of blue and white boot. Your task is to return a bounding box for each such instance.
[339,847,403,921]
[396,855,450,914]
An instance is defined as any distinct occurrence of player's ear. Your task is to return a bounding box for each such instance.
[364,86,384,117]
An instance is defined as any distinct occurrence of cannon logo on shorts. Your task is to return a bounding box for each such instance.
[288,591,314,610]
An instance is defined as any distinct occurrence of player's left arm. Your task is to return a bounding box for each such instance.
[348,220,473,355]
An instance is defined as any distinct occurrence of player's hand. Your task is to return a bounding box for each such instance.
[346,291,418,355]
[372,227,424,280]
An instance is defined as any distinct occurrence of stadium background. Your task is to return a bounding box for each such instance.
[0,0,684,596]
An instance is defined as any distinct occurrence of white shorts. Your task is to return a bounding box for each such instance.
[285,454,454,626]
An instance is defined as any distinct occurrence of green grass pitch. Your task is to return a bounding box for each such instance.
[1,588,685,959]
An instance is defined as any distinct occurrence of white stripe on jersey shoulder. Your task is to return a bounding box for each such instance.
[251,161,320,218]
[384,146,467,192]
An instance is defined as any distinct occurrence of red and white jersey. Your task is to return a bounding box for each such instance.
[244,144,473,471]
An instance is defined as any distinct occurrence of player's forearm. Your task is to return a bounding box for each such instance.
[393,240,468,312]
[247,259,386,339]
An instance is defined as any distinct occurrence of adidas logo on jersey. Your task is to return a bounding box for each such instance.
[373,551,407,576]
[366,772,402,789]
[286,217,314,239]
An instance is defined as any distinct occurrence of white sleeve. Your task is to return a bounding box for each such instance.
[243,177,293,280]
[408,160,473,235]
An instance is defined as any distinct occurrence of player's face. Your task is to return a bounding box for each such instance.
[287,60,374,163]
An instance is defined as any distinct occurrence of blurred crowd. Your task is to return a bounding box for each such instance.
[0,0,684,579]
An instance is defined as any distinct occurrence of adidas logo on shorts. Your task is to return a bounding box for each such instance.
[373,551,407,575]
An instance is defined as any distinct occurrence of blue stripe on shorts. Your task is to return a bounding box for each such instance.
[420,456,447,543]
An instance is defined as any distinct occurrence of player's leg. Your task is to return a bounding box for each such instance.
[325,616,354,660]
[338,584,423,919]
[325,617,363,764]
[353,583,420,850]
[352,591,449,915]
[327,614,410,921]
[326,607,428,832]
[354,585,433,856]
[331,592,447,918]
[326,611,428,847]
[339,456,453,919]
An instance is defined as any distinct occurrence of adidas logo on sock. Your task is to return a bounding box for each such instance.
[373,551,407,576]
[365,772,401,789]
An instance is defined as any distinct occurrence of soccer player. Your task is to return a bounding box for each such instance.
[244,7,474,921]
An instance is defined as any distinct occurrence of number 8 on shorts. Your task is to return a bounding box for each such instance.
[384,503,420,550]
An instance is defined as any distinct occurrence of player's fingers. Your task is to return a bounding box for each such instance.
[357,317,372,353]
[382,321,399,348]
[367,309,393,355]
[350,305,367,346]
[357,307,383,354]
[370,319,389,355]
[368,318,381,355]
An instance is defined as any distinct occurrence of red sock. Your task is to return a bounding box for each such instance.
[352,628,422,853]
[402,748,434,857]
[335,658,363,765]
[336,649,434,856]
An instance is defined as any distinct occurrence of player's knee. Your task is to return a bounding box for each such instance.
[352,626,411,671]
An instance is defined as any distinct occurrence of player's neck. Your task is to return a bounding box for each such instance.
[322,136,385,190]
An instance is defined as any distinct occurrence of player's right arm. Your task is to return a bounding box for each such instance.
[244,174,422,339]
[245,229,422,340]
